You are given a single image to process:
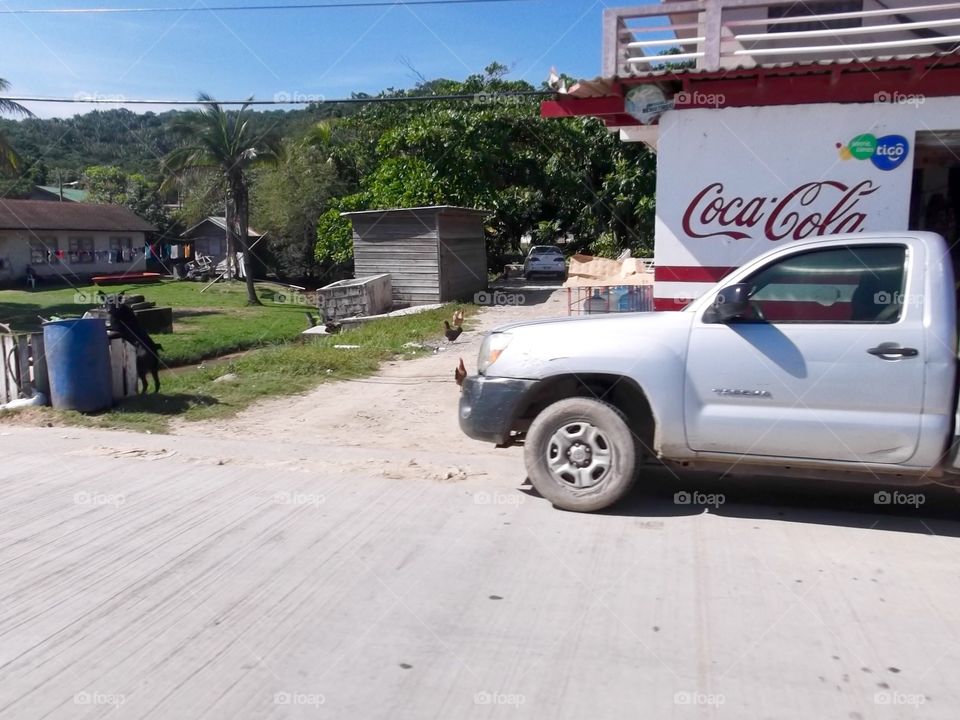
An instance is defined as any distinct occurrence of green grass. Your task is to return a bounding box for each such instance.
[0,280,311,366]
[10,305,466,434]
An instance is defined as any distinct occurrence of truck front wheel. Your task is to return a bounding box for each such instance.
[524,397,638,512]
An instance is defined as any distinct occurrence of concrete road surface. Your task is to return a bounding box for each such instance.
[3,291,960,719]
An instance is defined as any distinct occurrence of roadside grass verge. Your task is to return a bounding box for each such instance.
[0,281,309,366]
[22,304,468,434]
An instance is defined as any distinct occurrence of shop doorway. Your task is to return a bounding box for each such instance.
[910,131,960,279]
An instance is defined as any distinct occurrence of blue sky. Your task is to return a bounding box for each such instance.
[0,0,643,118]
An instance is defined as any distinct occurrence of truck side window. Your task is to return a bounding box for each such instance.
[741,245,907,324]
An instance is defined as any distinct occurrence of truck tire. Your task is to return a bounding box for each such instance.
[524,397,638,512]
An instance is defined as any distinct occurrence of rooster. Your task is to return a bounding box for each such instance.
[444,308,465,342]
[443,321,463,342]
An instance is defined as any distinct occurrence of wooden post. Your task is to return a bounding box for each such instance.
[0,335,13,403]
[15,335,32,397]
[31,333,49,398]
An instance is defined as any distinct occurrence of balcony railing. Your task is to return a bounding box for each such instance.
[604,0,960,77]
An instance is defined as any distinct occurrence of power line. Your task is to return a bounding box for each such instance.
[0,91,553,105]
[0,0,540,14]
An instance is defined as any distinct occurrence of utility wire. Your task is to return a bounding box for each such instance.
[0,91,554,105]
[0,0,540,14]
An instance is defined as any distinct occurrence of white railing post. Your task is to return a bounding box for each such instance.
[603,8,626,78]
[702,0,723,71]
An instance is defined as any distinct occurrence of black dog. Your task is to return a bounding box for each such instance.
[107,302,163,394]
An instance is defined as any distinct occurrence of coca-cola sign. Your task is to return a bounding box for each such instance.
[681,180,880,241]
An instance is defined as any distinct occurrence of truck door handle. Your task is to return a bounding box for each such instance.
[867,343,918,359]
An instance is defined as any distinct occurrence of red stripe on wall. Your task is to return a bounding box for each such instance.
[654,266,736,282]
[654,298,694,312]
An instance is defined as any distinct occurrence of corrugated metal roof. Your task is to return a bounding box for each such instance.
[180,216,263,238]
[0,199,156,232]
[616,49,960,81]
[34,185,89,203]
[341,206,489,218]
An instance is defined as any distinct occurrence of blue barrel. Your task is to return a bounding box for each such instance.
[42,318,113,412]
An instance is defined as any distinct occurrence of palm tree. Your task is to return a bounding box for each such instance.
[0,78,34,175]
[163,94,281,305]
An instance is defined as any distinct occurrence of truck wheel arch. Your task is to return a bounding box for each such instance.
[513,374,657,457]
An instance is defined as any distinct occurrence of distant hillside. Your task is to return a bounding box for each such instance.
[0,104,345,182]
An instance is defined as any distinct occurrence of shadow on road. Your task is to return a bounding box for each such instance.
[487,278,567,307]
[518,467,960,537]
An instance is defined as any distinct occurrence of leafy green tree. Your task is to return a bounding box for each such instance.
[316,63,657,268]
[163,95,282,305]
[252,124,346,281]
[82,165,128,203]
[0,78,33,174]
[81,165,172,236]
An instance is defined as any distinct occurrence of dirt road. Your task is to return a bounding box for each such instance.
[170,283,568,464]
[4,286,960,719]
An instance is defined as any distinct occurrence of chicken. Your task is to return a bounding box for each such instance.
[455,358,467,388]
[452,308,464,327]
[324,321,342,334]
[444,321,463,342]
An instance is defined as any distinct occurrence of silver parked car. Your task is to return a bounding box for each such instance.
[523,245,566,279]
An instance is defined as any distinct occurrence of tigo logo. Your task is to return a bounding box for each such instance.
[837,133,909,171]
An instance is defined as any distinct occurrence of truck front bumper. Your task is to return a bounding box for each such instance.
[459,375,537,445]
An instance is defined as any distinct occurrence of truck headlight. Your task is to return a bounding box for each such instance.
[478,333,512,374]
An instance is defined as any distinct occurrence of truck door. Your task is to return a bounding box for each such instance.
[683,242,925,464]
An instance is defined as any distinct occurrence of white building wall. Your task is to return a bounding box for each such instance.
[653,96,960,307]
[0,230,148,285]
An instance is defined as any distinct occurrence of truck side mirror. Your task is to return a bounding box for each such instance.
[704,283,753,323]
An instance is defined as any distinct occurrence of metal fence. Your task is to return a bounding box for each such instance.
[567,285,654,315]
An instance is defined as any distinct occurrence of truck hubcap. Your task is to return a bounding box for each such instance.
[546,421,614,489]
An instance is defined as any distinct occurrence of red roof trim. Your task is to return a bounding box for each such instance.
[541,54,960,119]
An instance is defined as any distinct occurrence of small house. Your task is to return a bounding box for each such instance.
[179,216,264,265]
[342,206,488,306]
[0,200,155,285]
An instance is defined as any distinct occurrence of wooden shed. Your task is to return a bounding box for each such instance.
[341,206,488,306]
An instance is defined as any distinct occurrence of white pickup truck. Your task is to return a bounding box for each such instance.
[459,232,960,512]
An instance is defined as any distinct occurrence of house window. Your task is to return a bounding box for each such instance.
[68,237,95,264]
[194,237,225,258]
[109,236,133,262]
[30,237,57,264]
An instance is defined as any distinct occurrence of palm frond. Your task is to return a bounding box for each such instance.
[0,78,34,118]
